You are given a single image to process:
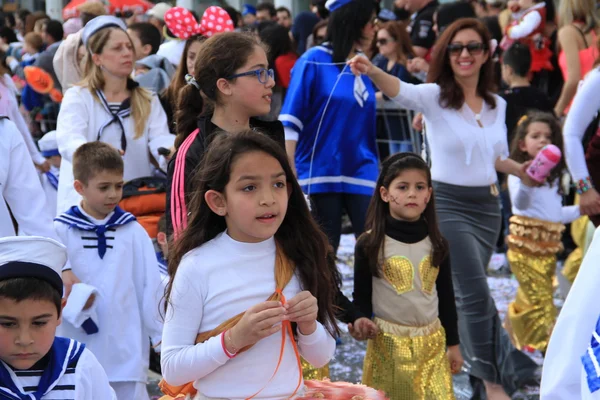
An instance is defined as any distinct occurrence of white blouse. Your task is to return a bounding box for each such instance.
[391,81,509,186]
[55,86,174,215]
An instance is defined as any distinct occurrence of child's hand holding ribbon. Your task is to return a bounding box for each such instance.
[283,291,318,335]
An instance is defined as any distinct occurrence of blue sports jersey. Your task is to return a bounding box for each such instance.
[279,44,378,196]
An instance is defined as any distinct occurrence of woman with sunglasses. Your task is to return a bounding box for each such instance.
[279,0,378,255]
[349,18,539,400]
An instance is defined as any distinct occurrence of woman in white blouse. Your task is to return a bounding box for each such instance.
[350,18,538,399]
[56,16,173,215]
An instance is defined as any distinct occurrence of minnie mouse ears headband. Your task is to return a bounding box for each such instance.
[164,6,234,40]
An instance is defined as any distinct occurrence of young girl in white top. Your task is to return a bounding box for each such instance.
[160,130,339,400]
[349,18,539,399]
[506,111,580,355]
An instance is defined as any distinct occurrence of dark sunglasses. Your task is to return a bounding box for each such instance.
[315,35,325,44]
[376,38,393,46]
[447,42,486,56]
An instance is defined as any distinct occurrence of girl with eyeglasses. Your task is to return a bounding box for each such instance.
[167,31,284,238]
[349,18,540,400]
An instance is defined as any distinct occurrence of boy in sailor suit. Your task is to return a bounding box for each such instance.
[37,131,61,218]
[54,142,163,400]
[0,235,116,399]
[0,117,57,240]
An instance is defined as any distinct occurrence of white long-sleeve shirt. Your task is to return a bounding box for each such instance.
[508,175,580,224]
[55,206,163,383]
[0,74,46,165]
[0,118,56,239]
[563,67,600,182]
[391,81,509,186]
[161,231,336,400]
[55,85,174,215]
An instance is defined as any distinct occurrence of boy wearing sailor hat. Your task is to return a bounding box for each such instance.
[0,236,115,399]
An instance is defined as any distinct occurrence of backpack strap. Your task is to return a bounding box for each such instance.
[170,128,201,238]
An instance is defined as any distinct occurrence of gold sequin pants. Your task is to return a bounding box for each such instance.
[506,215,563,352]
[301,359,329,380]
[362,318,454,400]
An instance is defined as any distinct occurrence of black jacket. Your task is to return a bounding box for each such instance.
[166,114,285,236]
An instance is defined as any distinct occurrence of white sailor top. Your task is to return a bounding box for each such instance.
[55,85,174,215]
[0,117,57,239]
[0,338,116,400]
[54,205,163,383]
[40,166,59,219]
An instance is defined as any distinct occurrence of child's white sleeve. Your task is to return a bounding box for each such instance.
[507,175,533,211]
[74,349,117,400]
[161,255,230,386]
[296,323,336,368]
[4,122,57,240]
[507,10,542,39]
[131,224,164,348]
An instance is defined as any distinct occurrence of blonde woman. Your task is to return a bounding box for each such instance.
[55,16,173,215]
[555,0,600,117]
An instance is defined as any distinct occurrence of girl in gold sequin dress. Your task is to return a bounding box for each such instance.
[506,112,580,354]
[352,153,462,400]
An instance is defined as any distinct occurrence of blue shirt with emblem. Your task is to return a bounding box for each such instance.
[279,44,378,196]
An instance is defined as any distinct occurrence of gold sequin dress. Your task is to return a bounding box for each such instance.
[506,215,564,352]
[354,222,458,400]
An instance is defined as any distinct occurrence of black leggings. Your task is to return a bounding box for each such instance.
[311,193,371,253]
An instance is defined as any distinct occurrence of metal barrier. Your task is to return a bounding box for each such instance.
[376,100,422,161]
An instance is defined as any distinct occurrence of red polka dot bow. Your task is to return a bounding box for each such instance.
[164,6,234,40]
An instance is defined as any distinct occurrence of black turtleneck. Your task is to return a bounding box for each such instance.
[352,216,459,346]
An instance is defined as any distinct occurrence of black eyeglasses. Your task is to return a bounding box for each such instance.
[447,42,486,56]
[376,38,393,46]
[226,68,275,84]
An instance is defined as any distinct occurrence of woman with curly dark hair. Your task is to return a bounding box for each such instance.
[349,18,539,399]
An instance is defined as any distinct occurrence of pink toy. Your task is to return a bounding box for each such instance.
[526,144,562,183]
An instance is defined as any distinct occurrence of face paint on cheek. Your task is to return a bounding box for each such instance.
[388,195,401,205]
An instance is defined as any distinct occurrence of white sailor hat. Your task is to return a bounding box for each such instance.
[38,131,59,158]
[82,15,127,48]
[0,236,66,295]
[325,0,353,11]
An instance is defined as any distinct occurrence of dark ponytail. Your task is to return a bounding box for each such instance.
[174,84,204,148]
[174,31,266,148]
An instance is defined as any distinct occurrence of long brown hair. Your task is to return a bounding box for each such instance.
[163,34,205,110]
[24,11,48,34]
[174,32,266,148]
[80,27,152,139]
[509,111,565,185]
[361,153,448,277]
[427,18,496,110]
[165,130,341,335]
[374,21,414,64]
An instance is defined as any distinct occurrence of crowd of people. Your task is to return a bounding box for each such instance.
[2,0,600,399]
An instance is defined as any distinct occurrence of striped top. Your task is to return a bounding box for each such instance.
[11,365,77,399]
[107,102,121,114]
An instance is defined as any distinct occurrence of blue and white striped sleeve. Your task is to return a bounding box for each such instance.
[278,57,315,142]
